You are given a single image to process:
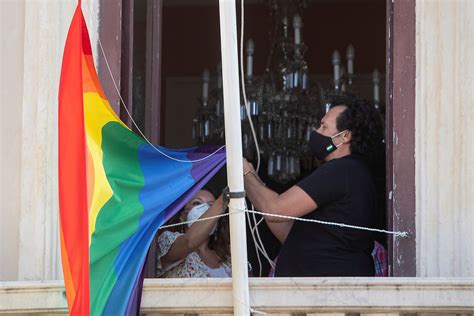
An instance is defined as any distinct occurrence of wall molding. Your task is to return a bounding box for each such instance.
[1,278,473,314]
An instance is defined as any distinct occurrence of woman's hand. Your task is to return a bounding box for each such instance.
[161,195,225,266]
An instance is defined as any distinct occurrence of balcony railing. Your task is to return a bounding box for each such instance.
[1,277,473,315]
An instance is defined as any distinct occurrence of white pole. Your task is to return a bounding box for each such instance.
[218,1,250,315]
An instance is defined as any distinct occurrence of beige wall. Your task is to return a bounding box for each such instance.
[416,0,474,277]
[0,0,99,281]
[2,0,474,282]
[0,0,25,281]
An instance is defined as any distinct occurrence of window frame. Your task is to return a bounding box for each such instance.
[98,0,417,278]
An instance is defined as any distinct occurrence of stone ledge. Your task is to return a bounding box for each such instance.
[1,278,473,314]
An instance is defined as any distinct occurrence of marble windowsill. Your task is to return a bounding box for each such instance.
[1,277,473,314]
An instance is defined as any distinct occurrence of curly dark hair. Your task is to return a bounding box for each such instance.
[207,215,230,262]
[329,94,384,161]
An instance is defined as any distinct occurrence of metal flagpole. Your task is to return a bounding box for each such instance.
[218,0,251,315]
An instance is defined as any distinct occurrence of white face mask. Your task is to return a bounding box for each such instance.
[186,203,217,235]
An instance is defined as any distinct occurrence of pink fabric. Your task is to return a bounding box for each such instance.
[372,240,388,277]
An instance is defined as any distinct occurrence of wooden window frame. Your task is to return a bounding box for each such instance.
[385,0,416,277]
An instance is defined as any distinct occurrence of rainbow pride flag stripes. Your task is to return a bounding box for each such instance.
[58,3,226,315]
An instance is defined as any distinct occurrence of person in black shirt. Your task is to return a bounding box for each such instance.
[243,96,384,277]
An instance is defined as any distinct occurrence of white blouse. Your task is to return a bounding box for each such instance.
[156,230,231,278]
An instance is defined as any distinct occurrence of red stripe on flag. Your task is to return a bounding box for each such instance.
[58,4,90,316]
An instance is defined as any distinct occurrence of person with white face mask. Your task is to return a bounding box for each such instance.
[156,189,231,278]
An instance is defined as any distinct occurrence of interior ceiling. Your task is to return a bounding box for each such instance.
[163,0,382,7]
[137,0,383,18]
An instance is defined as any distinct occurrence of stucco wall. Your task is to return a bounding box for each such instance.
[2,0,474,282]
[0,0,25,282]
[416,0,474,277]
[0,0,99,281]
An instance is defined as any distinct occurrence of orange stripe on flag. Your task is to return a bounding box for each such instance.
[82,53,106,98]
[60,228,75,309]
[85,144,95,217]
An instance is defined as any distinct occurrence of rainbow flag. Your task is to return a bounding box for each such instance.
[58,3,226,315]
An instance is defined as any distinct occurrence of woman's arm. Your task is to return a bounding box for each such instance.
[161,196,225,266]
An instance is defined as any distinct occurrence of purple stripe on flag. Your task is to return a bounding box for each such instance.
[161,157,226,224]
[124,263,145,316]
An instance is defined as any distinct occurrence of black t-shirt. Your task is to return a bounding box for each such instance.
[275,155,376,277]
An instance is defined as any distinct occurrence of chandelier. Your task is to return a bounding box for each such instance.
[192,1,383,184]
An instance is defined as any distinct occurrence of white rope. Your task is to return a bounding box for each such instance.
[245,209,409,238]
[157,211,237,230]
[240,0,261,174]
[250,208,275,268]
[246,210,263,276]
[84,3,226,164]
[239,0,276,275]
[247,210,276,270]
[233,293,267,315]
[228,288,267,315]
[157,206,408,238]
